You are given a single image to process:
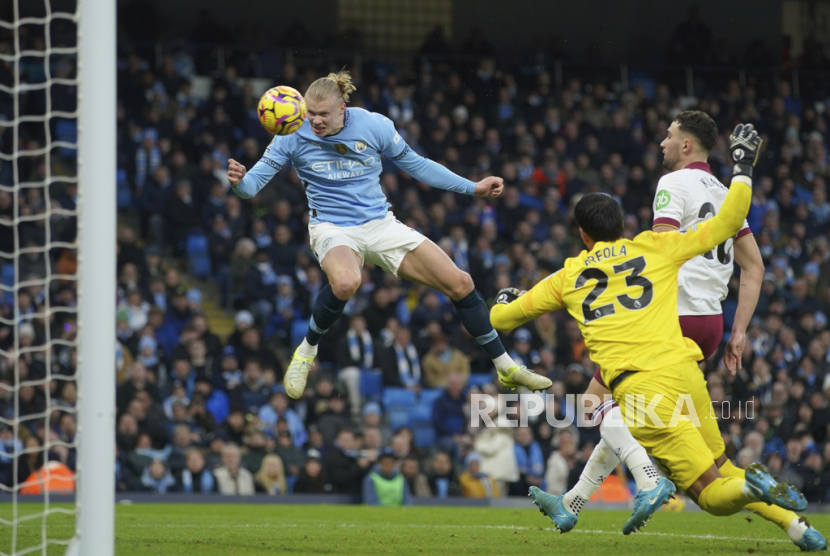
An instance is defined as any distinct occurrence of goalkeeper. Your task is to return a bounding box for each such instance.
[227,71,551,399]
[491,125,816,537]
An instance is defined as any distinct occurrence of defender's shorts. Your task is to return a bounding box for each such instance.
[309,212,426,276]
[612,363,725,492]
[678,314,723,360]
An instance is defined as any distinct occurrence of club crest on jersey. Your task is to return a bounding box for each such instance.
[355,140,367,153]
[655,190,672,210]
[334,144,348,155]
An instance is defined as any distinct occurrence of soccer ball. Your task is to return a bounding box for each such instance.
[662,493,687,512]
[257,86,306,135]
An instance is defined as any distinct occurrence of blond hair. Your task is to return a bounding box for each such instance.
[254,454,287,495]
[306,70,356,103]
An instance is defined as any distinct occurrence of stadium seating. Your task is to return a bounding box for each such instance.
[387,406,411,431]
[413,426,436,450]
[409,404,432,426]
[185,234,211,278]
[467,373,494,389]
[359,370,383,400]
[116,169,133,209]
[381,388,417,409]
[55,119,77,160]
[0,265,13,305]
[290,319,310,349]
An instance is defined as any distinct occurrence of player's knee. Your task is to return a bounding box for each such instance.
[447,271,475,301]
[331,272,360,300]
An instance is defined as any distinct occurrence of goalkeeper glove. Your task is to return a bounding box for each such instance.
[495,287,525,305]
[729,123,762,178]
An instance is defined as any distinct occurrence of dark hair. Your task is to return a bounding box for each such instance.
[574,193,623,242]
[674,110,718,152]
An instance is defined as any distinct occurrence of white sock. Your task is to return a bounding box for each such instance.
[787,517,808,543]
[493,353,515,373]
[741,482,760,500]
[600,405,659,492]
[296,338,318,359]
[563,438,620,515]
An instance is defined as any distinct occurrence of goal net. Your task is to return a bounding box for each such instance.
[0,0,115,554]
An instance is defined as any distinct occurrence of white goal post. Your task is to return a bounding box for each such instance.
[1,0,115,553]
[73,0,116,554]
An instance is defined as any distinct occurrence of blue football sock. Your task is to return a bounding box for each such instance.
[305,284,348,346]
[452,290,507,360]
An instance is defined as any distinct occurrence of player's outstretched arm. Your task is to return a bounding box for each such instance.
[227,156,280,199]
[227,158,247,185]
[490,273,565,332]
[388,147,480,196]
[662,124,761,263]
[375,113,493,197]
[473,176,504,198]
[724,236,764,374]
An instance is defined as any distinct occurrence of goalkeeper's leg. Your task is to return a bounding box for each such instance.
[718,458,826,551]
[530,377,667,533]
[612,367,806,517]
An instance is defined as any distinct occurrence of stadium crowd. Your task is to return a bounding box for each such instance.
[4,16,830,504]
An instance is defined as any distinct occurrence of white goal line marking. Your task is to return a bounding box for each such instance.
[117,521,791,543]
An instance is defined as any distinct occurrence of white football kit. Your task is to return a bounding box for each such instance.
[652,161,751,316]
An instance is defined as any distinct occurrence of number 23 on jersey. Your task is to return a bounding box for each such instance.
[575,255,654,323]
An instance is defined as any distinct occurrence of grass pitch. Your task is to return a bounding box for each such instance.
[1,502,828,555]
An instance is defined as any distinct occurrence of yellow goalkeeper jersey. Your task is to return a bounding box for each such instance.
[490,177,752,387]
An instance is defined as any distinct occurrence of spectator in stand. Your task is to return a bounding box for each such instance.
[258,389,307,447]
[433,373,466,453]
[427,451,462,498]
[274,429,305,479]
[235,327,281,378]
[473,418,518,495]
[246,249,278,325]
[509,426,545,496]
[117,361,159,412]
[221,409,247,446]
[163,180,200,254]
[241,430,269,474]
[459,452,500,498]
[254,454,288,495]
[362,449,412,507]
[178,449,216,493]
[316,392,353,445]
[140,459,177,494]
[324,428,372,496]
[400,456,432,497]
[422,333,470,387]
[214,443,255,495]
[231,358,271,413]
[265,275,303,345]
[377,327,422,390]
[544,428,578,495]
[336,315,375,416]
[293,449,329,494]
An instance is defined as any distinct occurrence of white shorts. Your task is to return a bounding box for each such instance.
[309,212,427,276]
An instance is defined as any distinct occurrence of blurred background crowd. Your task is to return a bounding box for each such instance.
[3,2,830,504]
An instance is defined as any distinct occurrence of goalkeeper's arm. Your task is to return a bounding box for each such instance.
[490,274,565,332]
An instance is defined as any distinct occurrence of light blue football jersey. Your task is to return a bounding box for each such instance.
[233,107,475,227]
